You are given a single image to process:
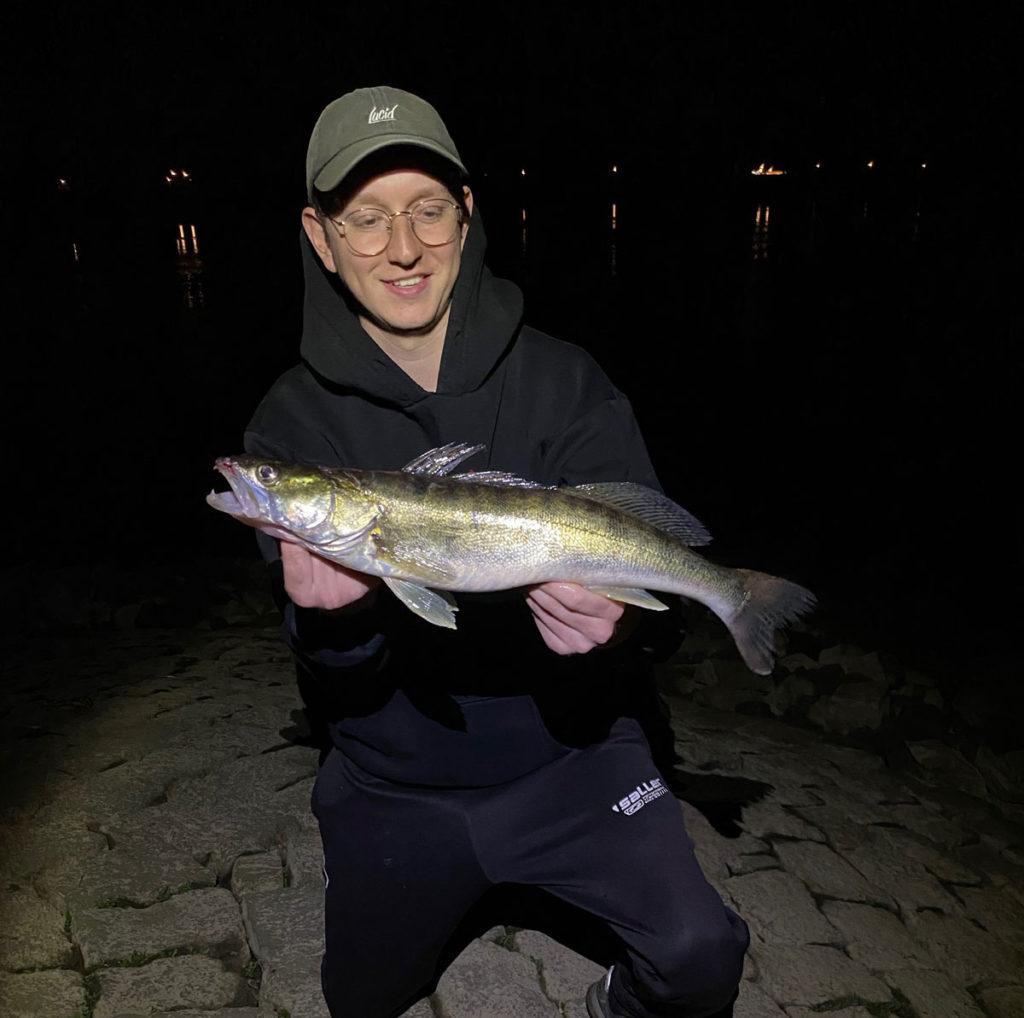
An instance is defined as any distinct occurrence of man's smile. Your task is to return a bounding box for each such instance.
[383,274,430,296]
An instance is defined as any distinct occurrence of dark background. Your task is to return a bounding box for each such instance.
[3,3,1019,688]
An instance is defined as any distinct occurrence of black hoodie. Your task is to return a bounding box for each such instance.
[245,211,680,786]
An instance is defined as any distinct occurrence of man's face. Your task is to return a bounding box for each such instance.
[304,168,472,341]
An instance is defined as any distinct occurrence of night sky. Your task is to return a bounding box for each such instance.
[9,4,1015,201]
[4,3,1020,688]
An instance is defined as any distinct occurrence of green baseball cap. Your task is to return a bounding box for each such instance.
[305,86,466,202]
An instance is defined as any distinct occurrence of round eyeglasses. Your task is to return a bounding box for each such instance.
[327,198,463,256]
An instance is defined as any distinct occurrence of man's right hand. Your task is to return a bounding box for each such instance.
[280,540,380,612]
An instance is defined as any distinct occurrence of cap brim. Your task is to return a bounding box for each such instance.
[310,136,467,199]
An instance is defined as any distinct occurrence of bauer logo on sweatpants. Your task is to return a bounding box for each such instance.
[611,777,667,815]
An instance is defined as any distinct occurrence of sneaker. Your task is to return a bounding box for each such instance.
[586,966,614,1018]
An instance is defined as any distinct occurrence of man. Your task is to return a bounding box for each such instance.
[245,85,748,1018]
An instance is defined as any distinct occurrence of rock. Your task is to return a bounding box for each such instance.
[58,745,230,819]
[242,886,324,965]
[733,980,788,1017]
[109,1012,268,1018]
[836,651,889,684]
[749,943,891,1008]
[102,747,317,881]
[877,802,971,849]
[956,884,1024,952]
[259,959,328,1018]
[976,985,1024,1018]
[38,826,217,912]
[776,652,819,673]
[92,955,254,1018]
[514,928,605,1006]
[724,870,837,944]
[883,968,987,1018]
[820,901,936,969]
[786,1008,873,1018]
[693,659,774,714]
[807,679,889,735]
[765,671,817,718]
[906,910,1024,987]
[231,851,284,898]
[241,885,325,1015]
[0,886,76,970]
[834,825,961,916]
[880,828,982,886]
[282,815,325,888]
[433,938,561,1018]
[72,887,248,970]
[0,969,86,1018]
[398,1000,436,1018]
[975,743,1024,802]
[0,818,107,885]
[773,841,891,905]
[737,801,827,843]
[893,699,948,741]
[908,740,990,798]
[818,644,869,667]
[111,1011,268,1018]
[728,854,781,876]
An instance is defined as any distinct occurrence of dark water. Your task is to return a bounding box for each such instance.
[14,158,1018,683]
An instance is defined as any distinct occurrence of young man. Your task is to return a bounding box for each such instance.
[245,86,748,1018]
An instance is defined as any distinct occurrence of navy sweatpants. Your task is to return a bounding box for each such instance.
[312,722,748,1018]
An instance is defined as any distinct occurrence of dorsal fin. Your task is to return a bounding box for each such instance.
[450,470,551,490]
[401,442,485,476]
[570,482,712,546]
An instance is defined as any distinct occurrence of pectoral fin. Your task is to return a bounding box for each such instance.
[383,578,460,629]
[584,586,670,611]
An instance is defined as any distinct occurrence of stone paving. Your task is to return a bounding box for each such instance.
[2,611,1023,1018]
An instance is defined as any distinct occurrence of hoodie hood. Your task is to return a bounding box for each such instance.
[299,209,524,409]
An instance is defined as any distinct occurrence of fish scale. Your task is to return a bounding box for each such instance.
[207,441,815,674]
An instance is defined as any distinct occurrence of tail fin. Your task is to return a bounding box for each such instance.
[727,569,816,675]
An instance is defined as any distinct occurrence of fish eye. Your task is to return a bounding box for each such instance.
[257,464,279,485]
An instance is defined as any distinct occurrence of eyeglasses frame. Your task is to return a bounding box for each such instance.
[324,198,464,257]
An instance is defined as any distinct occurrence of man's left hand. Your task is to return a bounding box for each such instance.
[526,582,626,655]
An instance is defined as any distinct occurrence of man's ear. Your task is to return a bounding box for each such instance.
[302,206,337,273]
[459,186,474,248]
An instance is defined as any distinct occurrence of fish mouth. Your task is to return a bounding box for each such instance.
[206,457,265,524]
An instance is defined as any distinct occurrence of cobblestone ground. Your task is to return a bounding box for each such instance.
[1,619,1022,1018]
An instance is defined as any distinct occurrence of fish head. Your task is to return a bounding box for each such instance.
[207,457,377,555]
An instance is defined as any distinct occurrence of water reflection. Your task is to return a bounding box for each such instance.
[609,165,617,276]
[610,201,617,276]
[520,168,527,255]
[752,203,771,260]
[175,222,204,309]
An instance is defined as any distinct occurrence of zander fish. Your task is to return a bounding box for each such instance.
[207,442,814,674]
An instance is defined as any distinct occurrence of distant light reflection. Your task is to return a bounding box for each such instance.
[176,223,200,258]
[175,222,203,309]
[752,204,771,260]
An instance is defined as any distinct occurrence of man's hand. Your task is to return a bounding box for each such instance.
[280,540,379,612]
[525,582,626,655]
